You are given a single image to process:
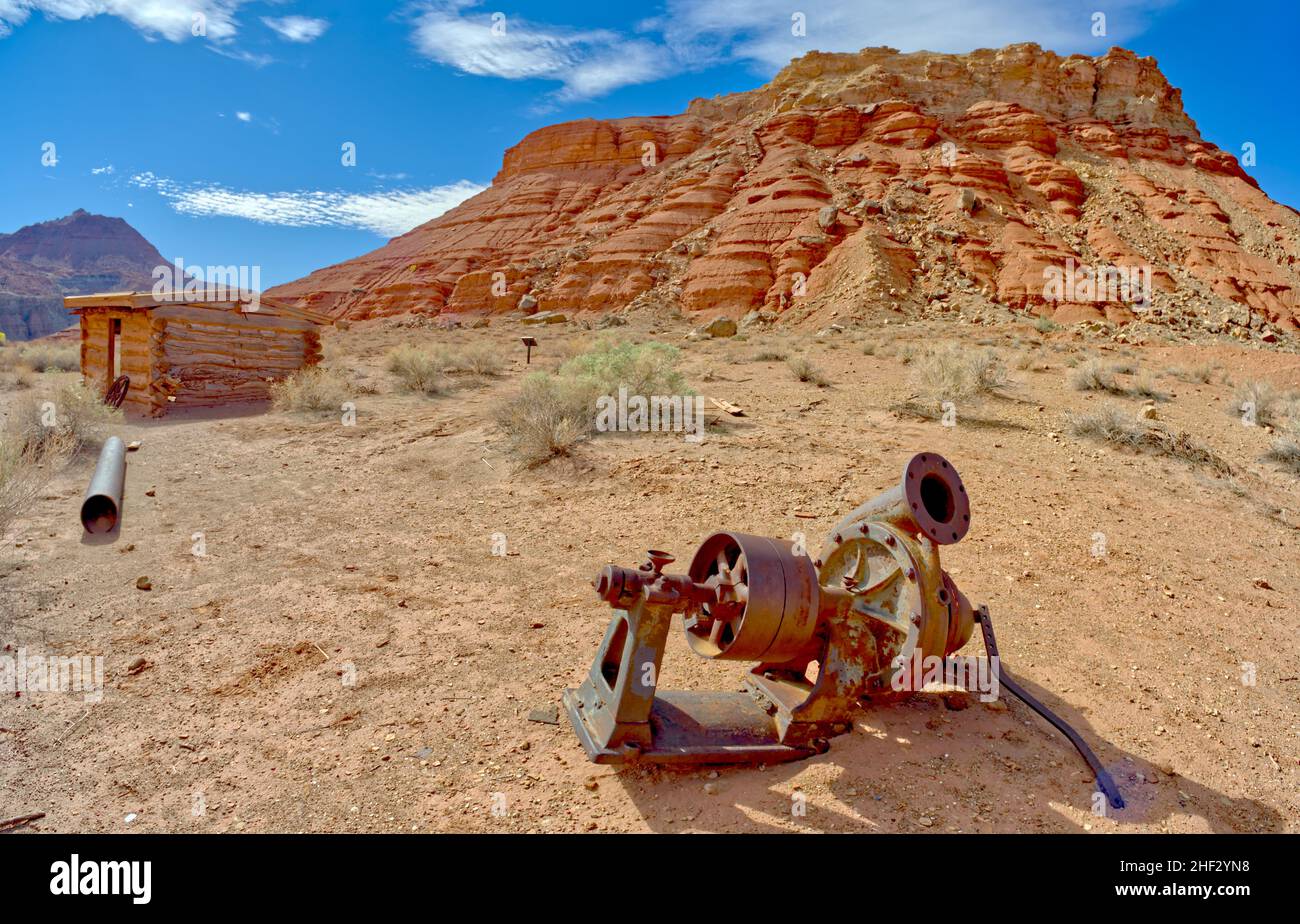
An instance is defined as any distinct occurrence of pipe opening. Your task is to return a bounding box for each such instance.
[919,474,955,524]
[80,496,118,534]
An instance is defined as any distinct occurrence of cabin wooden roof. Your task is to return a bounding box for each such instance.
[64,291,332,326]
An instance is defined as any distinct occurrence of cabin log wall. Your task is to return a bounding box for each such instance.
[151,305,316,411]
[74,300,323,417]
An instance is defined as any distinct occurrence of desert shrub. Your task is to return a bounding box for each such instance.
[1034,315,1060,333]
[385,345,451,395]
[494,373,596,467]
[910,344,1010,403]
[270,366,355,413]
[1230,381,1285,428]
[495,339,688,467]
[4,380,119,456]
[20,343,79,373]
[787,355,830,386]
[560,338,687,396]
[751,348,788,362]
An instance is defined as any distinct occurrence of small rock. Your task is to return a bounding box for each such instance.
[527,705,560,725]
[1141,404,1158,420]
[127,656,149,675]
[703,782,719,796]
[517,294,538,313]
[817,205,839,231]
[135,576,152,591]
[521,310,566,325]
[918,816,934,828]
[703,316,738,338]
[957,189,977,214]
[583,778,599,791]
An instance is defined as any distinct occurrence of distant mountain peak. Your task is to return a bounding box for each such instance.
[0,210,166,341]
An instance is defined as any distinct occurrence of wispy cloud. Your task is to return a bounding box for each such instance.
[408,0,1175,101]
[661,0,1173,68]
[409,1,669,102]
[130,172,486,238]
[0,0,244,41]
[262,15,328,43]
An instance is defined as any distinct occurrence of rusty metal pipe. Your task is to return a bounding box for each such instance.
[80,436,126,534]
[831,451,970,545]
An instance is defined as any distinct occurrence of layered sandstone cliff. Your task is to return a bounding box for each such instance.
[269,44,1300,338]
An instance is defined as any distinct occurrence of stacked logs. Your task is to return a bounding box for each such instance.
[148,305,319,412]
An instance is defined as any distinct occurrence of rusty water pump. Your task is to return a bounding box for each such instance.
[564,451,1125,808]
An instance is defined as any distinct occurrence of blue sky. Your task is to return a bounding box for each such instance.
[1,0,1295,288]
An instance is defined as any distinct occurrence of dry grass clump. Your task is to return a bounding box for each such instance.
[910,344,1011,404]
[787,355,830,386]
[1129,376,1170,402]
[1230,380,1286,428]
[1069,359,1167,400]
[1069,359,1124,394]
[450,343,504,377]
[1068,404,1229,473]
[4,380,120,456]
[1167,363,1219,384]
[385,345,452,395]
[1264,421,1300,474]
[19,343,80,373]
[1,381,117,533]
[495,339,688,467]
[2,361,36,391]
[270,365,355,413]
[751,346,789,362]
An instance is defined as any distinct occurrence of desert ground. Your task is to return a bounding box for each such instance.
[1,313,1297,834]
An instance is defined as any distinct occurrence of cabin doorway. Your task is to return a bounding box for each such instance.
[106,317,122,389]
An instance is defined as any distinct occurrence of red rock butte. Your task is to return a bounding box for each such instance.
[269,44,1300,334]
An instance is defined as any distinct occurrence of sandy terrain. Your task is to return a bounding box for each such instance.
[1,316,1297,833]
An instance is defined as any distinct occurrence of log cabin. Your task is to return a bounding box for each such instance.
[65,291,331,417]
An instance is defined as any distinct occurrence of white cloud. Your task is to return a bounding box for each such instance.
[410,2,670,101]
[661,0,1173,68]
[408,0,1175,101]
[0,1,244,41]
[130,172,486,238]
[91,164,114,175]
[262,14,328,43]
[235,111,251,121]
